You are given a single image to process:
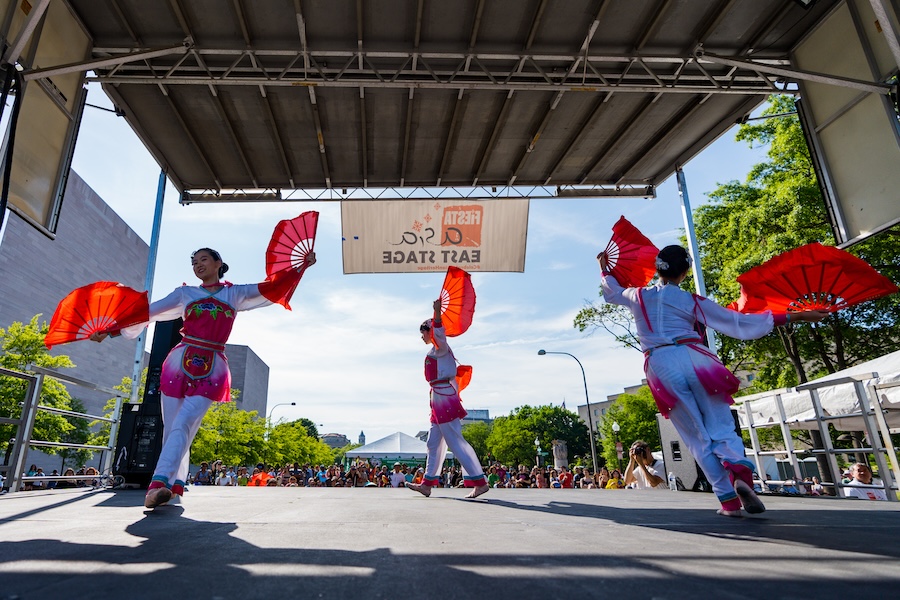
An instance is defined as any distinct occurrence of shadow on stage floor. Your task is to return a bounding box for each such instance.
[2,491,899,599]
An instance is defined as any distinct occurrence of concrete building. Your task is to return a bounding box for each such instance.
[577,380,648,433]
[460,409,492,426]
[225,344,269,418]
[321,433,350,449]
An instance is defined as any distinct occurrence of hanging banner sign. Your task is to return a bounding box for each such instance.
[341,199,529,274]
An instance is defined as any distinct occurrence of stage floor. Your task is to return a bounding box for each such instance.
[1,486,898,599]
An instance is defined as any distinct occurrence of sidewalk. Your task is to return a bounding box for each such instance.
[1,486,898,599]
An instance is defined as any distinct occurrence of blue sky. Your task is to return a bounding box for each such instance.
[69,83,768,443]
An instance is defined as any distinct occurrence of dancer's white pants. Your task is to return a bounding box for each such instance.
[424,419,485,486]
[153,394,213,487]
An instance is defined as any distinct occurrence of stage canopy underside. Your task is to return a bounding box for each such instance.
[54,0,850,200]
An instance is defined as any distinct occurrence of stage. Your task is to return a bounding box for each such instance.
[1,486,898,599]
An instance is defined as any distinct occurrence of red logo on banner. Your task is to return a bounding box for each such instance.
[441,205,483,247]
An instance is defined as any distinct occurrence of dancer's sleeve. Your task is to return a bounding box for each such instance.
[431,325,451,357]
[600,273,639,307]
[257,268,306,310]
[115,288,186,339]
[694,296,776,340]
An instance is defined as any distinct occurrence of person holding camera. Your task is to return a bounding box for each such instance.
[624,440,665,489]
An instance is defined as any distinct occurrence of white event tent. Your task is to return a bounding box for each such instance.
[344,432,454,464]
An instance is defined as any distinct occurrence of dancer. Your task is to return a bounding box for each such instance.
[407,299,489,499]
[599,245,826,517]
[92,247,315,508]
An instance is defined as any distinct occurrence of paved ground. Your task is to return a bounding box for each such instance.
[1,486,898,599]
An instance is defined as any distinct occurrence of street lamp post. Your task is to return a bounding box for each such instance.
[538,350,599,472]
[268,402,297,423]
[612,421,622,472]
[534,437,541,468]
[266,402,297,442]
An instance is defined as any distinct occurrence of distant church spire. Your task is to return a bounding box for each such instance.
[359,430,366,445]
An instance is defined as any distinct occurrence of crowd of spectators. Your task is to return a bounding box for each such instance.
[19,464,100,491]
[183,459,658,490]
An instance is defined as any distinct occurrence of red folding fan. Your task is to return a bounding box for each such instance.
[456,365,473,394]
[604,216,659,288]
[730,243,898,314]
[261,211,319,309]
[440,266,476,337]
[45,281,149,349]
[266,211,319,276]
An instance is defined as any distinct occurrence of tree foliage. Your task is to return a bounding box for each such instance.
[695,95,900,389]
[268,419,334,466]
[191,402,267,466]
[0,316,76,452]
[598,387,660,468]
[574,294,641,352]
[485,416,536,467]
[461,421,492,461]
[483,404,591,468]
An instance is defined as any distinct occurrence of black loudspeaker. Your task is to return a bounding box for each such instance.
[113,319,182,487]
[656,409,742,493]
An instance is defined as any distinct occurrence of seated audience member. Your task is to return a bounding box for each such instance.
[549,470,562,488]
[597,466,610,489]
[514,465,532,488]
[532,466,545,488]
[236,467,250,486]
[809,476,825,496]
[215,468,232,486]
[573,466,585,488]
[193,462,212,485]
[606,469,625,489]
[624,440,665,489]
[389,463,407,488]
[32,467,46,489]
[57,468,78,489]
[559,466,574,488]
[84,467,99,487]
[487,466,500,488]
[844,463,887,501]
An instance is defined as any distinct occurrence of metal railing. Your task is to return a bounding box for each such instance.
[1,364,126,494]
[736,372,898,501]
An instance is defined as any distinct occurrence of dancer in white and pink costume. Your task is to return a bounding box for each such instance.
[92,247,315,508]
[407,299,489,499]
[599,245,825,516]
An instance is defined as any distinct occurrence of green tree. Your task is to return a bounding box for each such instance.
[598,387,660,468]
[574,296,641,352]
[510,405,592,466]
[295,417,319,439]
[191,402,266,466]
[461,421,492,462]
[485,416,536,467]
[331,442,358,466]
[694,95,900,389]
[0,316,76,452]
[269,420,335,466]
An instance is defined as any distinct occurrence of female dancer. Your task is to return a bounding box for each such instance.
[92,247,315,508]
[407,299,489,499]
[599,245,826,516]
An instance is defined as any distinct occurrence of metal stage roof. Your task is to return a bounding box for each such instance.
[54,0,848,200]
